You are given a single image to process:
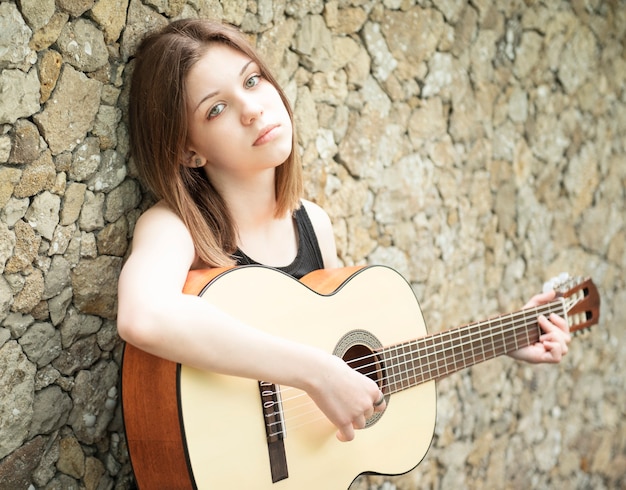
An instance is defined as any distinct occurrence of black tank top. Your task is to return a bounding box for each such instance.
[232,205,325,279]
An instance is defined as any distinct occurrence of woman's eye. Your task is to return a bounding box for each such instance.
[245,74,261,89]
[208,103,225,119]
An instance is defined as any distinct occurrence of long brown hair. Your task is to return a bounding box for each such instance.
[128,19,303,267]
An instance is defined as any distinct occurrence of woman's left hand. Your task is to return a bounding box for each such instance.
[508,290,572,364]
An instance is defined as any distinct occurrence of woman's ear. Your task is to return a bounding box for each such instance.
[181,150,206,168]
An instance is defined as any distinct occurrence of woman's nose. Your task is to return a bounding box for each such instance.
[240,98,263,125]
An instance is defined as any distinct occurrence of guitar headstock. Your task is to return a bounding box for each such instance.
[550,275,601,334]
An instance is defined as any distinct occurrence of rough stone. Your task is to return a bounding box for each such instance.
[53,335,102,375]
[28,385,72,437]
[38,49,63,104]
[104,179,140,223]
[68,360,118,444]
[24,191,61,241]
[96,217,129,257]
[61,182,87,226]
[79,191,105,232]
[0,68,41,125]
[120,0,168,60]
[19,0,56,31]
[71,137,102,182]
[48,286,73,326]
[13,151,56,198]
[29,12,70,52]
[34,65,102,155]
[57,0,96,17]
[0,222,15,277]
[91,0,130,43]
[0,2,36,70]
[0,341,36,459]
[18,321,62,367]
[71,256,122,320]
[5,220,40,274]
[60,308,103,348]
[43,255,72,299]
[57,435,86,479]
[57,18,109,73]
[87,149,126,192]
[0,436,46,489]
[9,119,42,164]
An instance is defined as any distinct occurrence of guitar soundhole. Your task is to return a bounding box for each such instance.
[334,329,387,427]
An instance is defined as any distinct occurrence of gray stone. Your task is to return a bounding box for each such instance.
[57,18,109,73]
[48,287,73,326]
[68,360,118,444]
[93,105,122,150]
[28,385,72,437]
[34,65,102,155]
[0,221,15,275]
[59,308,102,348]
[18,321,62,367]
[0,68,41,125]
[104,179,140,223]
[60,183,87,226]
[120,0,168,60]
[79,190,105,232]
[71,137,101,182]
[0,2,36,70]
[19,0,56,31]
[0,341,36,459]
[87,149,126,192]
[53,335,102,375]
[24,191,61,241]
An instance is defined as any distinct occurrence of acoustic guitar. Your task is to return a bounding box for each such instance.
[121,265,600,489]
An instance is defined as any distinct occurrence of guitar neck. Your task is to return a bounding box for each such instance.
[379,299,567,393]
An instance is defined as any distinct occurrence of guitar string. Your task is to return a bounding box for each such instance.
[265,300,571,437]
[277,301,560,405]
[269,297,580,436]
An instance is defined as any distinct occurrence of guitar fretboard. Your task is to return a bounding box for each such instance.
[380,300,567,393]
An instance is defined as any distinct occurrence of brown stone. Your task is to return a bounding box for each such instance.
[5,220,41,274]
[9,119,41,164]
[0,436,46,488]
[38,49,63,103]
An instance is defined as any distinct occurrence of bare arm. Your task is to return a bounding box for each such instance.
[117,203,382,441]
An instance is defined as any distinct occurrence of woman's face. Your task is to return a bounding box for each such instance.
[184,44,293,182]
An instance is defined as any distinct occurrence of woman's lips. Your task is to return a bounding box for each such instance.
[253,124,280,146]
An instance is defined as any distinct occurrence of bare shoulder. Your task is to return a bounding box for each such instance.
[129,201,195,263]
[301,199,338,268]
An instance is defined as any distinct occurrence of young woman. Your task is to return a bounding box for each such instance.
[116,19,570,443]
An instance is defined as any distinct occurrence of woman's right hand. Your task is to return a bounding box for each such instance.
[306,354,386,442]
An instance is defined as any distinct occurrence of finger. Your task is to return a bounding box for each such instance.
[549,313,571,336]
[523,290,555,309]
[337,424,355,442]
[373,398,386,413]
[353,414,367,430]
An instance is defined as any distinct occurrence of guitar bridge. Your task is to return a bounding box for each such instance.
[259,381,288,482]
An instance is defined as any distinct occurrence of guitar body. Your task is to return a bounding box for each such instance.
[122,265,437,489]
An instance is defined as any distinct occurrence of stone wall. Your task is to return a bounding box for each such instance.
[0,0,624,488]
